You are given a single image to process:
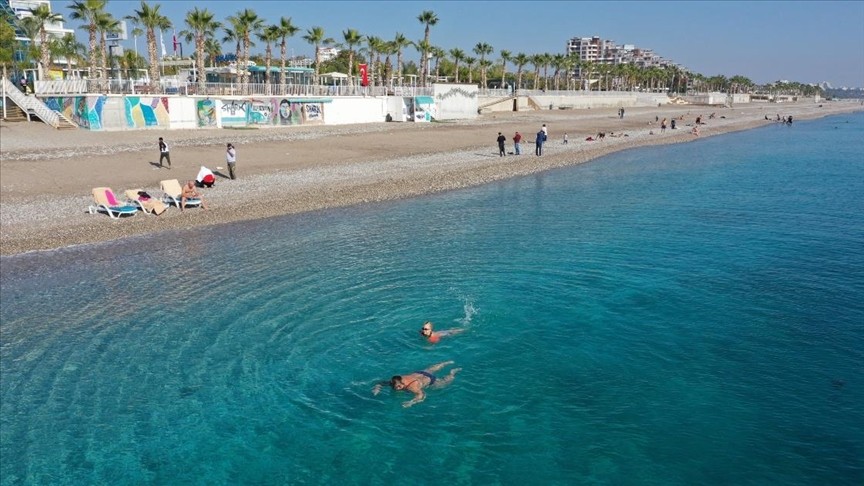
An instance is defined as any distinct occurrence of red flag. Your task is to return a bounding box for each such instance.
[359,63,368,87]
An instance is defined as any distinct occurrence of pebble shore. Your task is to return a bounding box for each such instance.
[2,102,861,256]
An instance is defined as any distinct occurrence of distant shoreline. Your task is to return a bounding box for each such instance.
[1,101,861,256]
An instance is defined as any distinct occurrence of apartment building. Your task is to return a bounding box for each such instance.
[566,35,675,76]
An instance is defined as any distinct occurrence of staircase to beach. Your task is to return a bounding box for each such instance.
[2,78,77,129]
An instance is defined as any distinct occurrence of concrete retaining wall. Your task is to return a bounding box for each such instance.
[481,92,671,113]
[434,84,479,119]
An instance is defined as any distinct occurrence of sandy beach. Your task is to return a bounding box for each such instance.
[1,101,861,256]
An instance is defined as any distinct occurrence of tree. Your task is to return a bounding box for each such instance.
[204,38,221,68]
[464,56,476,84]
[230,9,263,91]
[126,1,172,92]
[0,14,16,83]
[52,33,84,79]
[513,52,529,90]
[473,42,492,91]
[392,32,412,85]
[340,28,362,81]
[449,48,464,83]
[303,26,333,83]
[96,12,119,84]
[431,46,445,81]
[498,49,511,89]
[28,4,64,80]
[69,0,106,82]
[416,10,438,86]
[276,17,300,92]
[183,7,220,92]
[362,35,383,87]
[258,25,280,93]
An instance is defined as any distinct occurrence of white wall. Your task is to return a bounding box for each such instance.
[434,84,478,119]
[169,97,198,129]
[99,96,126,131]
[325,97,387,125]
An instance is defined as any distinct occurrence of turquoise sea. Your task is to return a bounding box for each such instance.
[2,112,863,485]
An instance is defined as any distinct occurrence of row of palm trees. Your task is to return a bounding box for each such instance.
[7,1,824,97]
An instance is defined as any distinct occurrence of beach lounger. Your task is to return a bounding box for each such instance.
[88,187,138,219]
[160,179,201,209]
[125,189,168,215]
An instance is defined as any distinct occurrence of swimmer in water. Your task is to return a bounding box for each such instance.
[419,321,465,343]
[372,361,461,407]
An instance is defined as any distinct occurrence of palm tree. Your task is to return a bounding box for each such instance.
[204,38,221,68]
[498,49,511,90]
[69,0,106,82]
[341,28,362,82]
[530,54,542,89]
[96,12,119,84]
[449,48,464,83]
[258,25,280,93]
[392,32,412,85]
[230,9,263,91]
[118,49,145,79]
[222,22,242,83]
[183,7,220,93]
[363,35,384,87]
[464,56,476,84]
[126,1,172,92]
[276,17,300,92]
[28,4,63,80]
[473,42,492,91]
[52,33,84,79]
[431,46,445,81]
[416,10,438,86]
[513,52,529,90]
[303,26,333,84]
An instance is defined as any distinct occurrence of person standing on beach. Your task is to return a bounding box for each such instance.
[563,132,568,144]
[158,137,171,169]
[513,131,522,155]
[497,132,507,157]
[661,118,667,133]
[535,129,546,156]
[226,143,237,179]
[541,123,548,138]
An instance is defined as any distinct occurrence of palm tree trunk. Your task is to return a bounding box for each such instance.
[280,40,286,94]
[147,30,159,91]
[197,34,206,93]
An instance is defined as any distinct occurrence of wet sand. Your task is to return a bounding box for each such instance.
[1,101,860,256]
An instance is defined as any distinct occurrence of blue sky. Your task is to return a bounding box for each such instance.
[56,1,864,88]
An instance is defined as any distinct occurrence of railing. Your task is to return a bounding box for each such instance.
[32,78,435,98]
[2,78,59,127]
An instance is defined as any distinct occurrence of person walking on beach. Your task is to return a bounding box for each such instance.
[661,118,667,133]
[536,129,546,156]
[497,132,507,157]
[226,143,237,179]
[513,131,522,155]
[372,361,461,408]
[563,132,569,144]
[419,321,465,344]
[158,137,171,169]
[671,119,676,130]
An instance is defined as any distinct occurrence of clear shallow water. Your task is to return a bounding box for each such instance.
[2,113,863,485]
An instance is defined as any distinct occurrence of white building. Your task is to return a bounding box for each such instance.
[317,46,340,63]
[566,35,678,77]
[8,0,73,42]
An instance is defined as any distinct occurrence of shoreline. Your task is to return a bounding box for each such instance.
[2,101,861,256]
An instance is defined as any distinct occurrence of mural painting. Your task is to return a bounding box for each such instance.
[196,99,217,127]
[125,97,170,128]
[274,99,303,126]
[302,103,325,125]
[220,100,249,127]
[413,96,434,122]
[246,98,274,126]
[44,96,106,130]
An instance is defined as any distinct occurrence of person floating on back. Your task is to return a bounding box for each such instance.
[419,321,465,343]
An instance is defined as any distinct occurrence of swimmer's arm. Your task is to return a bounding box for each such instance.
[371,380,389,396]
[439,328,466,337]
[403,389,426,408]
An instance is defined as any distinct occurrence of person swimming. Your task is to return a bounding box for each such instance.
[372,361,461,408]
[419,321,465,343]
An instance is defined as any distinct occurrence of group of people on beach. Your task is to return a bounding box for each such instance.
[497,124,553,157]
[371,321,465,408]
[152,137,239,211]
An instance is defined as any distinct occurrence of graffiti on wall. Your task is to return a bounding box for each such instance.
[274,99,303,125]
[125,97,170,128]
[196,99,217,127]
[302,103,324,124]
[247,98,274,125]
[412,96,434,122]
[44,96,106,130]
[220,100,248,127]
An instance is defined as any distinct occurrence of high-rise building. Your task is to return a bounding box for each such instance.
[5,0,73,42]
[566,35,678,78]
